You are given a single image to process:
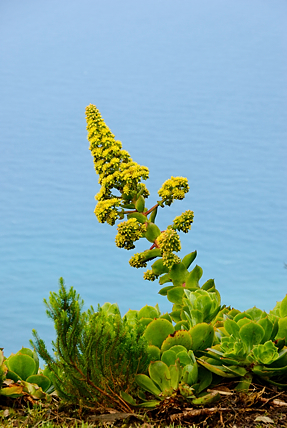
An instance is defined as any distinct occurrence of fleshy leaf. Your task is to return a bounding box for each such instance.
[161,330,193,352]
[280,295,287,318]
[234,312,252,322]
[123,309,138,326]
[276,317,287,345]
[194,365,213,394]
[185,265,203,290]
[245,307,263,321]
[258,317,273,343]
[147,345,161,361]
[239,322,265,353]
[252,341,279,365]
[174,321,189,331]
[201,279,215,291]
[224,319,240,338]
[143,319,174,348]
[158,275,172,286]
[0,384,24,397]
[167,287,185,305]
[5,370,21,383]
[7,354,36,381]
[169,263,188,287]
[190,323,214,352]
[168,345,188,355]
[127,212,147,223]
[161,350,177,367]
[169,310,182,323]
[138,305,160,320]
[197,360,238,378]
[149,361,171,391]
[139,318,153,329]
[145,222,161,243]
[158,285,173,295]
[235,372,253,392]
[120,390,136,405]
[151,259,169,276]
[191,391,220,406]
[182,251,197,269]
[26,375,51,392]
[169,361,181,389]
[135,374,161,396]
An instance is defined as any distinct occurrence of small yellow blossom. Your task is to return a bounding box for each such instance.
[161,253,181,269]
[156,227,182,268]
[143,270,158,281]
[158,176,189,206]
[129,253,148,268]
[115,219,147,250]
[172,210,194,233]
[157,227,181,253]
[94,198,120,225]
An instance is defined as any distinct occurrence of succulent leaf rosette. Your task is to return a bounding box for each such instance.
[198,295,287,390]
[0,347,54,400]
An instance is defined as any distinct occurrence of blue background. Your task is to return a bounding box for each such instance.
[0,0,286,357]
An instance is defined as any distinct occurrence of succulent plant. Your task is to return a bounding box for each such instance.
[0,347,53,400]
[198,299,287,391]
[0,349,7,387]
[132,349,217,407]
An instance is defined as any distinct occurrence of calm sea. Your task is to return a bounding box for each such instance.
[0,0,286,357]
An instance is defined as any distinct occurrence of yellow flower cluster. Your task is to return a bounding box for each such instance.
[115,218,147,250]
[156,227,181,268]
[86,104,150,223]
[162,253,181,269]
[158,176,189,206]
[172,210,194,233]
[143,270,158,281]
[129,253,149,268]
[157,227,181,253]
[94,198,120,225]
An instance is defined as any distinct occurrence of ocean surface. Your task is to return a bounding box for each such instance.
[0,0,286,358]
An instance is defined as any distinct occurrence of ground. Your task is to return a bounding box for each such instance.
[0,383,286,427]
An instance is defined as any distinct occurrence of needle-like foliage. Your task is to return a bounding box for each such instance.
[31,278,150,411]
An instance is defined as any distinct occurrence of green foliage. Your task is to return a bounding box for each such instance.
[0,347,52,400]
[31,278,151,411]
[6,349,38,381]
[134,352,216,407]
[198,304,287,390]
[0,349,7,388]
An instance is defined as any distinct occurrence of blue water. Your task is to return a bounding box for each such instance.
[0,0,286,358]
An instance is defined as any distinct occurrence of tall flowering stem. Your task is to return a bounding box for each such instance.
[86,104,194,283]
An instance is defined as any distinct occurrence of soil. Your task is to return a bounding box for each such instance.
[1,383,287,427]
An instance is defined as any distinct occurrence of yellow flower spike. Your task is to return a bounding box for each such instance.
[87,105,197,280]
[86,104,150,225]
